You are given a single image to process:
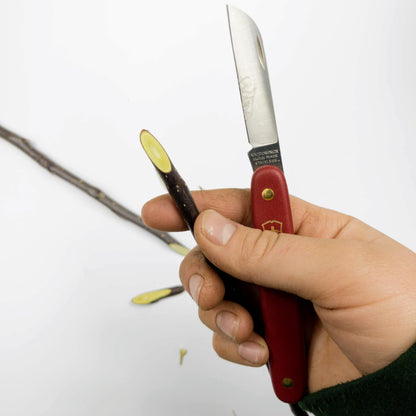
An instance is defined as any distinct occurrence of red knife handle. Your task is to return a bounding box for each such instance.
[251,165,306,403]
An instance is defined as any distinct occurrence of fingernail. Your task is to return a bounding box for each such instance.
[216,311,239,340]
[202,210,236,245]
[189,274,203,303]
[238,341,266,365]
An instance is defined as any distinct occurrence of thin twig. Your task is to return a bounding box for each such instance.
[0,123,187,252]
[131,285,185,304]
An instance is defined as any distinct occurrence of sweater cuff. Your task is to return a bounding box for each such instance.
[298,342,416,416]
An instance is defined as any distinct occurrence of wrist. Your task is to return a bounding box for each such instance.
[299,342,416,416]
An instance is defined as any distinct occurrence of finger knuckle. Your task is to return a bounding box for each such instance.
[179,246,204,279]
[212,333,227,359]
[237,229,281,277]
[198,307,207,324]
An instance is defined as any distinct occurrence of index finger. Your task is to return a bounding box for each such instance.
[141,189,252,231]
[141,188,358,240]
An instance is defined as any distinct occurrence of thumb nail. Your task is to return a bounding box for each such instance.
[201,210,236,246]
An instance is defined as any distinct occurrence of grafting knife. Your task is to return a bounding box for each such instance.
[227,5,307,403]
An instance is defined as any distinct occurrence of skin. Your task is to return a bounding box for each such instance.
[141,189,416,393]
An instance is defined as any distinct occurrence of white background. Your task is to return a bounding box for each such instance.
[1,1,416,415]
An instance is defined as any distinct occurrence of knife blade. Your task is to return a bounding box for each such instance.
[227,5,307,403]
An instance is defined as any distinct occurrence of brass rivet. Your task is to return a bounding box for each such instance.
[282,378,294,388]
[262,188,274,201]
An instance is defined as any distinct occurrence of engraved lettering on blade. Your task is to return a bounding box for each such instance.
[250,148,281,168]
[239,76,255,117]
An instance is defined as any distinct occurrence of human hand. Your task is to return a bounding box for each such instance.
[142,189,416,393]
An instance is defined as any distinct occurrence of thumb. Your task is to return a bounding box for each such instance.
[194,209,365,302]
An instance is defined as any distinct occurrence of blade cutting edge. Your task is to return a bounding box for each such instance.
[227,5,279,149]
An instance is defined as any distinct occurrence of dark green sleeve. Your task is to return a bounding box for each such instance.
[298,342,416,416]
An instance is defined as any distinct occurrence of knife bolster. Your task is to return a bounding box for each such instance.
[248,143,283,171]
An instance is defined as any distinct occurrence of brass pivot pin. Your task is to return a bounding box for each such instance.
[262,188,274,200]
[282,377,294,388]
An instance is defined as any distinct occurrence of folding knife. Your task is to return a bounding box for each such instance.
[227,5,306,403]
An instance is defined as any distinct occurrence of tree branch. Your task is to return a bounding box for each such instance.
[0,123,188,254]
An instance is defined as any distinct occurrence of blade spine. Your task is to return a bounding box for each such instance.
[227,5,253,148]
